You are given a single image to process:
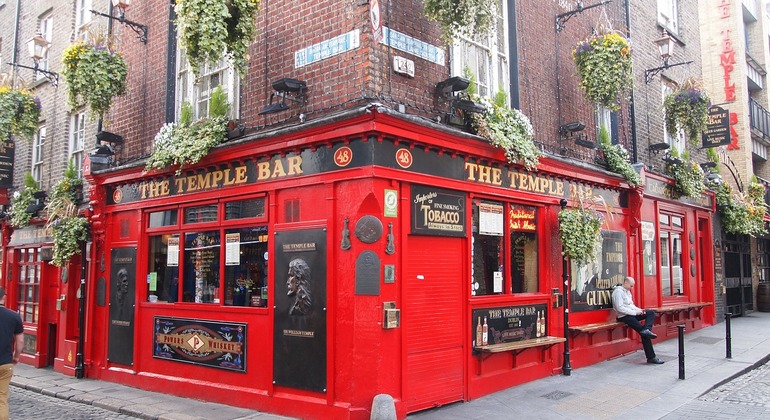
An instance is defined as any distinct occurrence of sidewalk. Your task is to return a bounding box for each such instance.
[409,311,770,419]
[9,311,770,420]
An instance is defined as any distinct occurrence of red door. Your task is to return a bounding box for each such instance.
[404,235,465,412]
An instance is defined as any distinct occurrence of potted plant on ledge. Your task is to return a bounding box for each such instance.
[146,86,230,174]
[573,31,633,111]
[8,173,41,228]
[46,162,88,267]
[597,126,641,187]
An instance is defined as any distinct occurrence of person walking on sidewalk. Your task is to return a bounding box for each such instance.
[612,276,664,365]
[0,287,23,420]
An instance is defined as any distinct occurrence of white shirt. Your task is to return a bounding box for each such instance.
[612,285,642,317]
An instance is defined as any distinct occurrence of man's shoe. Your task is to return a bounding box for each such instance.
[640,329,658,339]
[647,357,664,365]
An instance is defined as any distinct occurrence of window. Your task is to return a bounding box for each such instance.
[657,0,679,34]
[38,13,53,73]
[659,212,684,296]
[32,126,46,183]
[176,53,238,121]
[69,113,86,177]
[16,248,41,324]
[595,105,618,143]
[450,0,509,100]
[145,197,268,306]
[75,0,92,35]
[662,83,685,155]
[472,200,539,296]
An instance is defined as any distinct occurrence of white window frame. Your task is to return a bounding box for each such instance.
[32,125,46,183]
[38,13,53,73]
[662,83,685,155]
[657,0,679,35]
[69,112,86,178]
[75,0,92,36]
[450,0,509,102]
[175,52,238,121]
[596,106,612,139]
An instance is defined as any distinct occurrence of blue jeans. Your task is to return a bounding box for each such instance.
[617,310,657,360]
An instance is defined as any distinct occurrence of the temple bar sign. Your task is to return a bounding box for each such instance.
[702,105,731,148]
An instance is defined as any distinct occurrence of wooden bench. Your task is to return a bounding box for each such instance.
[569,321,625,345]
[650,302,711,315]
[475,336,566,371]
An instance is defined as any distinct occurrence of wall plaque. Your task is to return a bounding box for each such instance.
[355,251,381,295]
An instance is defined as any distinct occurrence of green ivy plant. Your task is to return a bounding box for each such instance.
[146,86,230,174]
[716,180,767,237]
[423,0,495,41]
[467,93,541,171]
[573,32,633,111]
[597,126,641,187]
[174,0,259,77]
[0,84,41,139]
[558,192,611,265]
[667,150,706,198]
[61,35,128,120]
[8,173,41,228]
[46,159,88,267]
[664,78,709,144]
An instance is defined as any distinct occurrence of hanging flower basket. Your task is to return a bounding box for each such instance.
[467,94,541,171]
[174,0,259,77]
[62,37,128,120]
[573,32,633,111]
[45,159,88,267]
[423,0,495,41]
[558,207,603,265]
[0,85,41,139]
[716,181,767,237]
[664,79,709,143]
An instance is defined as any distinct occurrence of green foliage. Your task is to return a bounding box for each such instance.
[463,67,477,96]
[146,87,230,173]
[559,191,614,265]
[49,159,83,206]
[45,160,87,267]
[572,32,633,111]
[667,153,706,198]
[663,79,709,144]
[174,0,259,77]
[8,173,40,228]
[706,147,719,163]
[0,85,41,139]
[424,0,495,41]
[468,94,541,171]
[597,126,641,187]
[61,38,128,120]
[716,182,767,237]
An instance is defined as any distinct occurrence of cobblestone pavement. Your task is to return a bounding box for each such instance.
[663,361,770,419]
[10,386,137,420]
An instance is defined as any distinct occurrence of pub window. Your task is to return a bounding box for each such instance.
[659,212,684,296]
[148,209,178,228]
[472,199,539,296]
[223,226,268,307]
[145,197,268,305]
[16,248,41,323]
[510,204,538,293]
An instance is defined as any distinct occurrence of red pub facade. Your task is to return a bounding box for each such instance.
[0,1,718,419]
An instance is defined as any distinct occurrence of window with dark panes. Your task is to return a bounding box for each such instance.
[16,248,41,323]
[224,226,268,307]
[510,204,538,293]
[659,212,684,296]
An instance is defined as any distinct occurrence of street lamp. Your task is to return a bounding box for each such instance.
[644,31,692,84]
[4,33,60,86]
[91,0,148,44]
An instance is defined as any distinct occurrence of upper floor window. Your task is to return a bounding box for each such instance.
[75,0,92,35]
[662,83,685,155]
[657,0,679,35]
[32,125,46,183]
[38,13,53,73]
[450,0,509,101]
[472,200,539,296]
[176,53,238,121]
[69,112,86,177]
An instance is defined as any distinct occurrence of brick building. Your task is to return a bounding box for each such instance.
[1,1,719,419]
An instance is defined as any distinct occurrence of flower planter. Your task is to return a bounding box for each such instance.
[664,79,709,143]
[573,32,633,111]
[0,86,41,139]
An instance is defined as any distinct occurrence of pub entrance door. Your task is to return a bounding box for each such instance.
[403,235,465,412]
[723,233,752,316]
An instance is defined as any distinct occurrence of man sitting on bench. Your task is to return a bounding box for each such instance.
[612,276,664,365]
